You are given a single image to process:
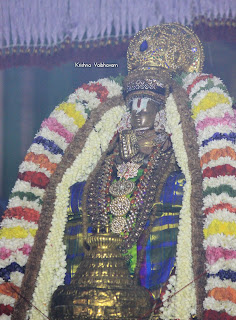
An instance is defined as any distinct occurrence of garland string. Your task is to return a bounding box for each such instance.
[10,285,51,320]
[138,270,207,320]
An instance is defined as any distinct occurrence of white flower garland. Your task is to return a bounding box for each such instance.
[206,278,236,291]
[29,105,125,319]
[160,93,196,320]
[203,175,236,190]
[204,234,236,250]
[0,78,123,319]
[159,275,177,319]
[203,297,236,317]
[11,181,45,197]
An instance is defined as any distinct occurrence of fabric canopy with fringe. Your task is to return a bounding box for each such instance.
[0,0,236,69]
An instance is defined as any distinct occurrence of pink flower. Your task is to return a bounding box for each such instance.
[196,111,236,133]
[41,117,74,143]
[0,247,12,260]
[19,244,32,255]
[206,246,236,264]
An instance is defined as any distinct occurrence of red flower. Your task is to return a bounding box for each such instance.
[4,206,40,223]
[204,310,219,320]
[0,304,14,316]
[187,74,213,95]
[204,203,236,215]
[204,310,236,320]
[81,83,109,102]
[203,164,236,178]
[18,171,49,189]
[219,312,228,320]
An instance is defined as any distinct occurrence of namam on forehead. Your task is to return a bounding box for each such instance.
[130,95,166,131]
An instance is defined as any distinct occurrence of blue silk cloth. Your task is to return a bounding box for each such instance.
[64,181,88,285]
[64,171,185,289]
[138,171,185,290]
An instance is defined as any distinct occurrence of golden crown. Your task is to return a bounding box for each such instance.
[127,23,204,74]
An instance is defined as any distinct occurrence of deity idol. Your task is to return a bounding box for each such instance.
[50,72,180,319]
[1,24,235,320]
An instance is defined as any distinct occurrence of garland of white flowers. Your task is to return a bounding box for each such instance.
[28,106,125,319]
[158,72,236,319]
[160,93,196,320]
[0,77,123,320]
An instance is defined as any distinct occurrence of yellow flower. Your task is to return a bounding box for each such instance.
[56,102,86,128]
[204,220,236,238]
[0,226,37,239]
[192,92,230,119]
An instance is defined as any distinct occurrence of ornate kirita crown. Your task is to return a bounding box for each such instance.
[127,23,204,74]
[124,23,204,103]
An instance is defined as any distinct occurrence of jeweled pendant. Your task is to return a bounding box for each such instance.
[110,196,130,216]
[117,161,141,180]
[111,216,127,233]
[109,179,135,197]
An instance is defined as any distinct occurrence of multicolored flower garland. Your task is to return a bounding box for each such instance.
[29,106,125,319]
[180,72,236,320]
[0,78,123,319]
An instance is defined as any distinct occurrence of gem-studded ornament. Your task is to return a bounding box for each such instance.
[111,216,127,233]
[110,196,130,217]
[109,180,135,197]
[140,40,148,52]
[154,109,169,133]
[117,162,141,180]
[127,23,204,74]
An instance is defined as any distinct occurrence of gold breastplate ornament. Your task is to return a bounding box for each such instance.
[50,227,152,319]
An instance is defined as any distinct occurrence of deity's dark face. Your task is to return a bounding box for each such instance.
[130,96,165,130]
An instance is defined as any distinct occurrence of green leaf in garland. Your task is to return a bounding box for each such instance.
[109,74,125,87]
[173,71,189,86]
[10,191,43,205]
